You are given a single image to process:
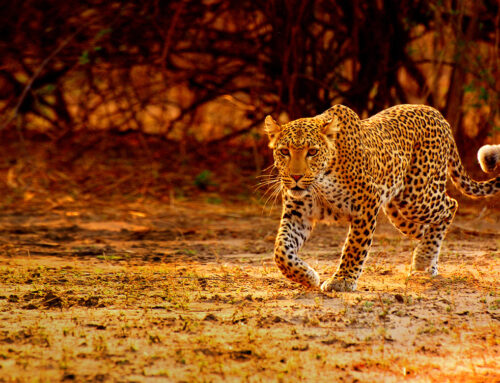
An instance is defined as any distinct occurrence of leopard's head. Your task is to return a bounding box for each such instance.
[264,112,340,199]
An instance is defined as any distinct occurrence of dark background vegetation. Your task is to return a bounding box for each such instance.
[0,0,499,203]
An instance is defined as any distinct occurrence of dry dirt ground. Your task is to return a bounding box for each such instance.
[0,198,498,383]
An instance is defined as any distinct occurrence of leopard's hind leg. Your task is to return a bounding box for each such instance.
[408,196,457,276]
[393,193,458,276]
[391,142,458,277]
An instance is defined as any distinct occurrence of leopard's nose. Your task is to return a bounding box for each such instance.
[291,174,303,181]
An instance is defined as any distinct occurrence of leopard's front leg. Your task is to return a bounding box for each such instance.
[321,205,380,292]
[274,199,319,288]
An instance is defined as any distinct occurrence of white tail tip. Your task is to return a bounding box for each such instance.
[477,144,500,173]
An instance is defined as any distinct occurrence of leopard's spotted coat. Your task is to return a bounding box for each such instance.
[264,104,500,292]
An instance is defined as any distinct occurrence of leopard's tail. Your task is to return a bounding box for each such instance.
[448,142,500,198]
[478,145,500,173]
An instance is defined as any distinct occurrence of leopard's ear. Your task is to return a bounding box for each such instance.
[264,115,281,149]
[321,115,340,140]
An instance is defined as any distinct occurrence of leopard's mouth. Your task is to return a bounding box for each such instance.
[287,186,308,199]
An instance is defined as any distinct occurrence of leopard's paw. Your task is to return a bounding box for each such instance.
[320,277,357,292]
[409,265,438,278]
[302,268,320,289]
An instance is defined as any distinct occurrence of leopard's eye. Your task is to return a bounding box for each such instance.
[307,148,318,156]
[279,148,290,156]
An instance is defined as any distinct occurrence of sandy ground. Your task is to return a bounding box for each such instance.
[0,199,498,382]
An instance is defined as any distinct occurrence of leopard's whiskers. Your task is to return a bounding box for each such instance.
[261,181,282,215]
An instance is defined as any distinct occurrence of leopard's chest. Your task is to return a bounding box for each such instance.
[309,177,355,221]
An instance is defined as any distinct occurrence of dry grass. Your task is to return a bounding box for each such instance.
[0,200,499,383]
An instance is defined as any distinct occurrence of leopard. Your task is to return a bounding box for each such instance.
[264,104,500,292]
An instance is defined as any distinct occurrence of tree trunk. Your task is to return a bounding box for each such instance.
[444,2,479,154]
